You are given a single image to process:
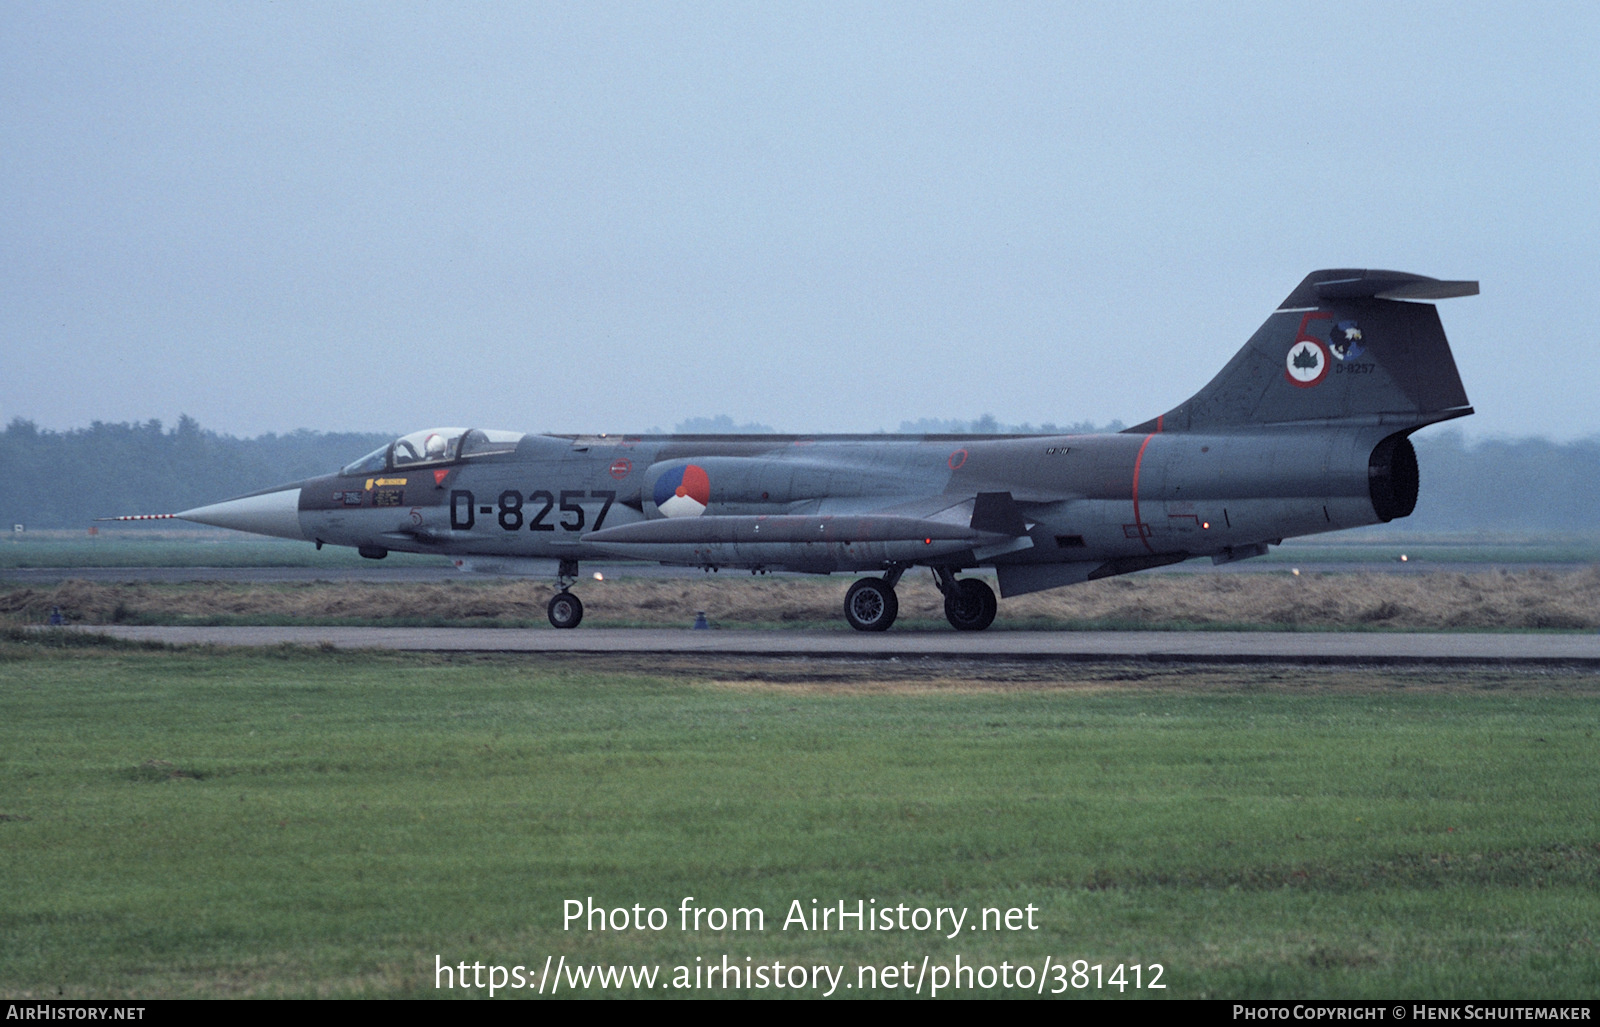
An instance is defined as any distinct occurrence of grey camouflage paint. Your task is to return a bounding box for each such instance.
[183,270,1477,617]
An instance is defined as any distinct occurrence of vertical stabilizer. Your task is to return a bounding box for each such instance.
[1132,269,1476,433]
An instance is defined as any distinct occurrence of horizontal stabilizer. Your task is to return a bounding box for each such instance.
[1281,269,1478,308]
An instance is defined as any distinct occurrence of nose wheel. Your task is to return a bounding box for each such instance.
[547,558,584,629]
[547,591,584,629]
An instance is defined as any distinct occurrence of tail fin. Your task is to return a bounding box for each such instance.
[1133,269,1476,433]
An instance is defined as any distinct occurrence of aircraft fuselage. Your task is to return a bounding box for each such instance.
[214,424,1409,591]
[152,268,1476,630]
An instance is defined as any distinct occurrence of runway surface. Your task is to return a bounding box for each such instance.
[79,625,1600,665]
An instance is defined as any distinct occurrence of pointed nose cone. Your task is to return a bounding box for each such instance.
[177,488,305,540]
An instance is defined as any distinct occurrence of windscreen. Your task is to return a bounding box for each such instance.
[392,428,469,467]
[340,444,389,477]
[341,428,523,476]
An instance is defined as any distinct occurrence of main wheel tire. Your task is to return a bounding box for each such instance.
[547,591,584,629]
[944,577,997,631]
[844,577,899,632]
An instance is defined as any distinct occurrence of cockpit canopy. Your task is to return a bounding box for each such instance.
[340,428,524,476]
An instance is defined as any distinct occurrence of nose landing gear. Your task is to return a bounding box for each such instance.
[547,591,583,629]
[547,558,584,629]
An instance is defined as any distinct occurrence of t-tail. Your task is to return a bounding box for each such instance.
[1130,269,1476,435]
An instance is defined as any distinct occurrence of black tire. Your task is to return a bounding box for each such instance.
[547,591,584,629]
[843,577,899,632]
[944,577,997,631]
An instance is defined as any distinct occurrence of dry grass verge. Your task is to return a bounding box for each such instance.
[5,567,1599,630]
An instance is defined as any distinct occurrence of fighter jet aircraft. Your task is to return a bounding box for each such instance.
[112,269,1476,631]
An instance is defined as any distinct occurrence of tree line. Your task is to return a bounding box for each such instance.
[1,416,392,529]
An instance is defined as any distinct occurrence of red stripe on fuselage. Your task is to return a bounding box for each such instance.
[1131,433,1156,553]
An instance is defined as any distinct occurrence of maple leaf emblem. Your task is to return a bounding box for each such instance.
[1292,345,1321,370]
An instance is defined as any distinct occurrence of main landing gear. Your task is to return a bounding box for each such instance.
[841,566,999,632]
[935,567,997,632]
[844,574,901,632]
[548,559,583,629]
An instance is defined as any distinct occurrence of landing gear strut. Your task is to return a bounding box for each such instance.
[548,558,583,629]
[933,567,997,631]
[843,564,905,632]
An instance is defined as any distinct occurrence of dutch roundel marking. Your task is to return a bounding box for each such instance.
[653,464,711,518]
[1285,339,1329,387]
[609,457,633,480]
[948,448,968,471]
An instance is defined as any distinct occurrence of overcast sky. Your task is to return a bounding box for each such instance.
[4,3,1595,441]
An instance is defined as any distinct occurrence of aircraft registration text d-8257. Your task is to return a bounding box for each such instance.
[445,489,619,534]
[114,269,1477,631]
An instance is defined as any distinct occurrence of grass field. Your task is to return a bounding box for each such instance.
[3,635,1598,998]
